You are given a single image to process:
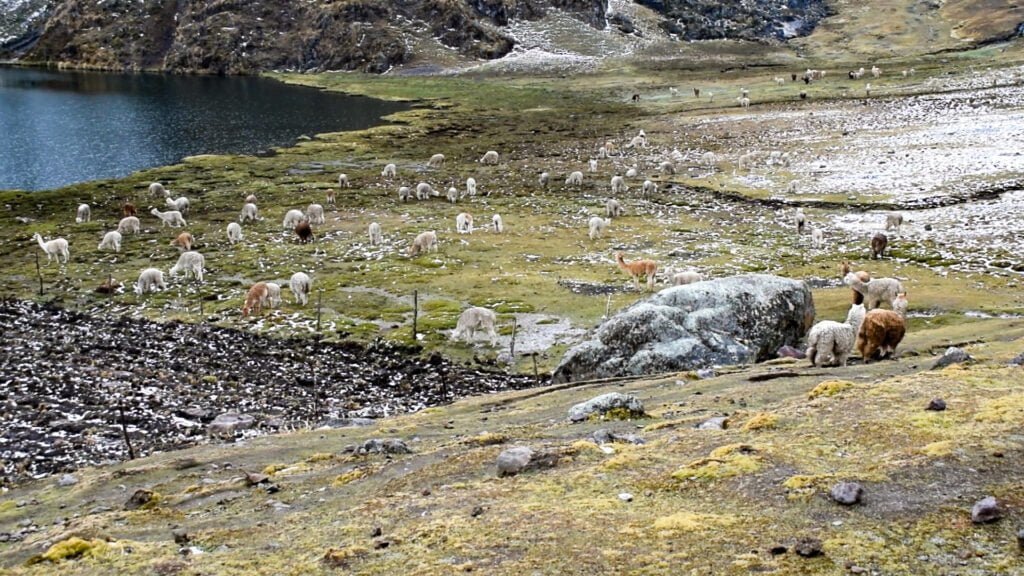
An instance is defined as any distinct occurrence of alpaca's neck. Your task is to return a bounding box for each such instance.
[615,256,633,274]
[35,235,46,249]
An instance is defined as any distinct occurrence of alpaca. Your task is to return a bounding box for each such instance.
[466,177,477,197]
[171,232,194,252]
[857,294,908,362]
[427,153,445,168]
[398,186,412,202]
[589,159,598,173]
[610,175,627,195]
[539,172,550,188]
[811,227,824,248]
[75,203,91,223]
[282,209,305,230]
[122,202,137,218]
[452,307,498,344]
[840,261,871,305]
[369,222,383,246]
[32,233,69,265]
[671,270,704,285]
[295,221,314,244]
[135,268,166,294]
[98,230,122,253]
[408,231,438,256]
[606,199,625,218]
[885,212,904,233]
[642,180,657,196]
[871,233,888,259]
[382,163,397,178]
[265,282,282,308]
[150,208,186,228]
[148,182,166,197]
[805,304,866,367]
[492,214,504,233]
[240,202,259,223]
[226,222,243,244]
[844,272,904,311]
[117,216,140,235]
[165,195,190,215]
[338,173,350,188]
[588,216,608,240]
[306,204,325,225]
[795,208,806,234]
[169,251,205,282]
[416,182,434,200]
[659,161,675,175]
[615,252,658,291]
[290,272,312,306]
[566,171,584,186]
[456,212,474,234]
[479,150,499,165]
[242,282,271,317]
[326,189,336,207]
[446,187,459,203]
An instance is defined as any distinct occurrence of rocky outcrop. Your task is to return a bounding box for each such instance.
[634,0,832,41]
[552,275,814,383]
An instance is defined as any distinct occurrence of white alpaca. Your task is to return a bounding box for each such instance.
[871,65,881,78]
[737,96,751,108]
[282,209,305,230]
[702,151,717,168]
[805,304,866,367]
[408,231,438,256]
[844,273,905,311]
[338,173,350,188]
[369,222,382,246]
[151,208,186,228]
[466,177,477,197]
[811,227,824,248]
[240,202,259,223]
[738,152,758,170]
[786,180,799,194]
[566,171,584,186]
[452,307,498,345]
[625,167,638,179]
[427,153,445,168]
[492,214,504,233]
[416,182,434,200]
[117,216,141,235]
[98,230,122,253]
[245,194,258,205]
[606,199,625,218]
[446,187,459,203]
[226,222,243,244]
[885,212,904,233]
[539,172,550,188]
[669,87,679,96]
[659,161,675,175]
[170,251,205,282]
[33,233,69,264]
[265,282,282,308]
[398,186,413,202]
[626,135,647,149]
[642,180,657,195]
[479,150,499,165]
[795,208,806,234]
[589,159,598,173]
[165,195,190,215]
[588,216,609,240]
[290,272,312,306]
[456,212,474,234]
[148,182,166,196]
[306,204,325,225]
[75,204,91,223]
[671,270,704,285]
[610,175,627,194]
[135,268,166,294]
[382,163,397,179]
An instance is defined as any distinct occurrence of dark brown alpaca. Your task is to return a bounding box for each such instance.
[122,201,136,217]
[871,233,888,259]
[295,221,314,244]
[857,293,908,361]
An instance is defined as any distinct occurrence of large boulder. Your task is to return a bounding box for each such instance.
[552,275,814,383]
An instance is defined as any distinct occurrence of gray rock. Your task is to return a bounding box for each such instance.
[971,496,1003,523]
[320,417,377,429]
[776,345,806,359]
[357,438,411,455]
[1009,351,1024,366]
[553,275,814,382]
[932,347,972,370]
[57,474,78,487]
[697,416,728,430]
[830,482,863,505]
[591,429,646,445]
[926,398,947,411]
[496,446,559,477]
[568,392,645,422]
[172,528,190,545]
[207,412,255,438]
[696,368,717,379]
[794,537,824,558]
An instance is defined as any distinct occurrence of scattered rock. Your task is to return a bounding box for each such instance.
[172,529,189,545]
[245,472,270,486]
[124,489,159,510]
[696,368,717,379]
[207,413,256,438]
[1016,527,1023,549]
[926,398,947,411]
[470,505,484,517]
[57,474,78,487]
[495,446,558,477]
[830,482,864,505]
[370,526,382,538]
[355,438,411,455]
[931,347,972,370]
[696,416,728,430]
[618,492,633,502]
[794,537,824,558]
[924,223,933,231]
[568,393,645,422]
[971,496,1003,523]
[591,429,645,445]
[776,345,806,359]
[769,545,787,555]
[1009,351,1024,366]
[320,417,376,429]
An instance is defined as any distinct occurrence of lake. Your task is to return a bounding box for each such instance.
[0,67,408,191]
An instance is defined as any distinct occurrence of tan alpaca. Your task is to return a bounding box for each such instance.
[242,282,270,317]
[171,232,194,252]
[857,293,908,361]
[615,252,658,291]
[840,261,871,305]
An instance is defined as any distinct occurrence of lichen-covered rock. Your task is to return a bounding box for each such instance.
[932,347,973,370]
[830,482,863,505]
[496,446,559,477]
[356,438,411,455]
[971,496,1003,523]
[591,428,645,445]
[553,275,814,383]
[568,392,645,422]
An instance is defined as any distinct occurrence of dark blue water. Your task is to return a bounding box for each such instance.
[0,67,408,191]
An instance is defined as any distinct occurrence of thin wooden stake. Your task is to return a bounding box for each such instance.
[412,290,418,342]
[35,252,43,295]
[510,317,518,359]
[605,294,612,318]
[532,353,539,385]
[316,290,323,334]
[118,405,136,460]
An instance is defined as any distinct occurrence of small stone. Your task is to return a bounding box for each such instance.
[421,488,431,496]
[591,429,645,445]
[849,565,867,574]
[831,482,864,505]
[794,538,824,558]
[971,496,1003,523]
[618,492,633,502]
[370,526,382,538]
[372,539,390,550]
[926,398,947,411]
[57,474,78,487]
[697,416,728,430]
[932,347,972,370]
[245,473,270,486]
[357,438,411,455]
[769,545,787,556]
[470,505,484,517]
[496,447,533,477]
[1009,351,1024,366]
[696,368,717,379]
[172,529,190,545]
[124,489,158,510]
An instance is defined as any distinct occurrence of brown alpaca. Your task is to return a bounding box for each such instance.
[241,282,270,317]
[871,233,888,259]
[857,293,908,361]
[122,201,137,218]
[170,232,194,252]
[615,252,658,291]
[295,221,314,244]
[840,261,871,305]
[326,189,336,207]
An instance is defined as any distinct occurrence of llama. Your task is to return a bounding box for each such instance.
[456,212,474,234]
[492,214,504,233]
[148,182,166,197]
[398,186,413,202]
[428,153,445,168]
[588,216,609,240]
[151,208,186,228]
[408,231,438,256]
[615,252,658,291]
[811,227,824,248]
[170,251,205,282]
[844,272,904,311]
[326,189,336,207]
[338,173,350,188]
[227,222,243,244]
[122,202,137,218]
[606,199,625,218]
[466,177,477,197]
[32,233,69,265]
[382,163,397,179]
[642,180,657,196]
[539,172,550,188]
[795,208,806,234]
[446,187,459,203]
[135,268,166,294]
[566,171,584,186]
[282,209,305,230]
[452,307,498,345]
[805,304,867,367]
[610,175,627,194]
[117,216,141,235]
[171,231,194,252]
[165,195,190,215]
[671,270,704,285]
[295,221,314,244]
[98,230,122,252]
[306,204,325,225]
[416,182,434,200]
[242,282,271,317]
[885,212,904,233]
[871,233,888,259]
[240,202,259,223]
[75,204,91,223]
[369,222,382,246]
[857,294,908,362]
[290,272,312,306]
[589,159,598,173]
[840,261,871,305]
[479,150,499,165]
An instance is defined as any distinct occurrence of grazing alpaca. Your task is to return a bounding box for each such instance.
[295,221,314,244]
[265,282,282,308]
[840,261,871,305]
[242,282,271,317]
[122,201,137,218]
[98,230,122,253]
[382,163,397,178]
[588,216,608,240]
[492,214,504,233]
[169,251,205,282]
[171,231,194,252]
[606,199,625,218]
[427,153,445,168]
[844,272,903,311]
[795,208,806,234]
[32,233,69,265]
[539,172,550,188]
[456,212,474,234]
[566,171,584,186]
[615,252,658,291]
[885,212,904,233]
[326,189,336,207]
[245,194,257,205]
[805,304,866,367]
[290,272,312,306]
[857,294,908,362]
[75,203,91,223]
[416,182,434,200]
[239,202,259,223]
[165,195,190,215]
[369,222,383,246]
[226,222,243,244]
[811,227,824,248]
[671,270,704,285]
[408,231,438,256]
[479,150,499,165]
[452,307,498,344]
[148,182,166,197]
[338,173,350,188]
[871,233,888,259]
[117,216,141,235]
[446,187,459,203]
[398,186,412,202]
[135,268,166,294]
[306,203,325,225]
[282,209,305,230]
